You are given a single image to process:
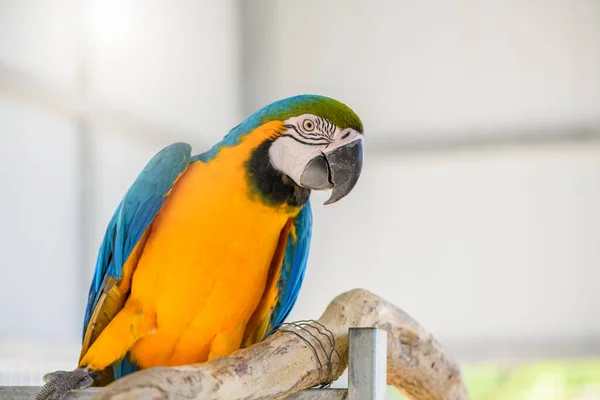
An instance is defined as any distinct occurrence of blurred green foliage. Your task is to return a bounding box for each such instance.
[386,359,600,400]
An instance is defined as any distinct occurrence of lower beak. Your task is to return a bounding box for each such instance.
[299,139,364,205]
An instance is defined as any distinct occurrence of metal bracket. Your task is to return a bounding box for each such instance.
[348,328,388,400]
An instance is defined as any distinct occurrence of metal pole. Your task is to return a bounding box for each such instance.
[348,328,387,400]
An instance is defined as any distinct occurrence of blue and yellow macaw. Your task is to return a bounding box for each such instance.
[37,94,363,398]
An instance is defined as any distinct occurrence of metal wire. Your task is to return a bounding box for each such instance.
[267,320,342,388]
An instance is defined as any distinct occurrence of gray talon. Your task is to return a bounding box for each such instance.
[36,368,95,400]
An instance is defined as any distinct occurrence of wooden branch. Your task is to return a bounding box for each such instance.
[93,288,468,400]
[0,387,347,400]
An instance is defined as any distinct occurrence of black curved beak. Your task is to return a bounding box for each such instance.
[299,139,363,205]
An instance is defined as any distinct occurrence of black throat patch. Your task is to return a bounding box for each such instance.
[245,140,310,208]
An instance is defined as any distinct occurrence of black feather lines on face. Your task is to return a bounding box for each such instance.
[245,140,310,208]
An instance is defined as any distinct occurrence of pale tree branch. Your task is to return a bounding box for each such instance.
[93,288,469,400]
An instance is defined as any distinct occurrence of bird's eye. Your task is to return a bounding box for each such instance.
[302,119,315,131]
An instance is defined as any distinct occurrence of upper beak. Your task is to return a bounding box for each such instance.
[299,139,363,205]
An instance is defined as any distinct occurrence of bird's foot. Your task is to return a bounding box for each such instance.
[35,367,96,400]
[267,319,342,388]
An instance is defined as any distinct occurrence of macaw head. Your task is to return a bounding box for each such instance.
[201,94,364,207]
[265,96,364,205]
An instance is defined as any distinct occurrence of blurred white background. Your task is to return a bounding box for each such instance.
[1,0,600,397]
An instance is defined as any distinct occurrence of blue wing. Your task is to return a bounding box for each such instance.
[268,200,313,329]
[80,142,192,381]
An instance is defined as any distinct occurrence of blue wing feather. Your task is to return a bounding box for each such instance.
[268,200,313,329]
[81,142,192,378]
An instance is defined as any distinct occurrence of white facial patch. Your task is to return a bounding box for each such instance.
[269,136,323,186]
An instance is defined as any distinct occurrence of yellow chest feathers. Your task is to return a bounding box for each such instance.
[122,127,301,367]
